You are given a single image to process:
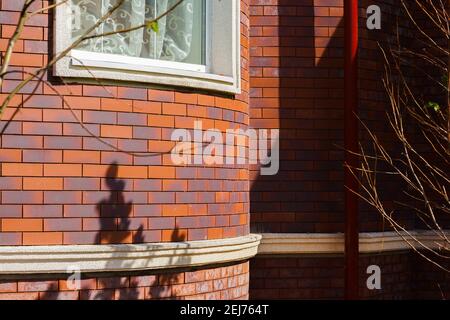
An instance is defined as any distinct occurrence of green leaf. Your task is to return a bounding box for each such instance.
[426,101,441,112]
[147,21,159,33]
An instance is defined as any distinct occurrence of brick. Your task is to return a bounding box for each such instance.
[23,95,61,109]
[83,85,117,98]
[163,180,187,192]
[101,125,132,138]
[175,92,197,104]
[118,87,147,100]
[2,25,43,40]
[162,229,187,242]
[44,218,82,231]
[133,100,161,114]
[1,80,42,95]
[63,150,100,164]
[162,103,186,116]
[0,292,39,300]
[2,191,43,204]
[0,232,22,245]
[98,231,133,244]
[101,98,132,112]
[44,164,82,177]
[0,205,22,217]
[9,53,42,67]
[207,228,223,239]
[146,286,172,299]
[83,110,116,124]
[117,112,147,126]
[134,205,162,217]
[24,40,48,53]
[161,204,188,217]
[148,166,175,179]
[83,137,117,151]
[80,289,114,300]
[63,123,100,136]
[0,177,22,190]
[129,276,157,287]
[148,217,175,230]
[2,135,42,149]
[148,140,175,153]
[2,218,42,232]
[0,121,22,135]
[44,136,82,150]
[59,278,96,291]
[100,151,133,165]
[2,163,42,176]
[63,231,98,244]
[139,230,161,243]
[23,177,63,190]
[23,232,63,245]
[0,281,17,293]
[148,89,174,102]
[147,192,175,204]
[23,150,62,163]
[18,280,58,292]
[0,149,21,162]
[172,283,196,296]
[40,291,80,300]
[23,205,62,218]
[185,270,206,283]
[63,204,98,218]
[148,114,174,127]
[64,96,100,110]
[113,166,147,178]
[64,178,100,191]
[133,127,161,140]
[44,191,82,204]
[43,109,81,122]
[82,191,110,204]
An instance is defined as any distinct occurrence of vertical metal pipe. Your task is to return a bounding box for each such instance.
[344,0,359,300]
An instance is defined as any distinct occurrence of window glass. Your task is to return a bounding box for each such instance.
[71,0,205,65]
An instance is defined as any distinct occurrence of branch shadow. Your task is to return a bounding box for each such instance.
[39,162,189,300]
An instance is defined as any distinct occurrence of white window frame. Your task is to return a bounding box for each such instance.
[54,0,241,94]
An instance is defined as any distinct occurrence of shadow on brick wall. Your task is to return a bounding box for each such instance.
[250,2,345,235]
[38,162,189,300]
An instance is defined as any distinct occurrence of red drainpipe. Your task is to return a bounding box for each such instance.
[344,0,359,299]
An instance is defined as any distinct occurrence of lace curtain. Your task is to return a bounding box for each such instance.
[71,0,199,63]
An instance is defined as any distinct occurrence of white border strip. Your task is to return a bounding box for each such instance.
[1,231,448,275]
[0,235,261,275]
[257,231,450,255]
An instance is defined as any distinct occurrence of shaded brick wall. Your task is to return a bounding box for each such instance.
[250,253,449,300]
[358,0,417,232]
[0,261,250,300]
[249,0,345,234]
[0,0,250,246]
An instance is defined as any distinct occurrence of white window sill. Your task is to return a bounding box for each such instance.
[54,51,240,94]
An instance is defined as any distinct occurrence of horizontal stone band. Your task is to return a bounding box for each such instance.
[257,231,450,255]
[0,234,262,275]
[1,231,448,275]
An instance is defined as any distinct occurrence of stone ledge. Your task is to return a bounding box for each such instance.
[0,234,262,274]
[257,230,450,255]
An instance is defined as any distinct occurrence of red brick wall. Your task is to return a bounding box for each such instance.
[0,261,250,300]
[249,0,346,233]
[250,253,450,300]
[358,0,418,232]
[0,0,250,246]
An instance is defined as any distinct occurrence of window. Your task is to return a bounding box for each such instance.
[55,0,241,93]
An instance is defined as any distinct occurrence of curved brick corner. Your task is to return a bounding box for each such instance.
[0,0,250,247]
[0,261,249,300]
